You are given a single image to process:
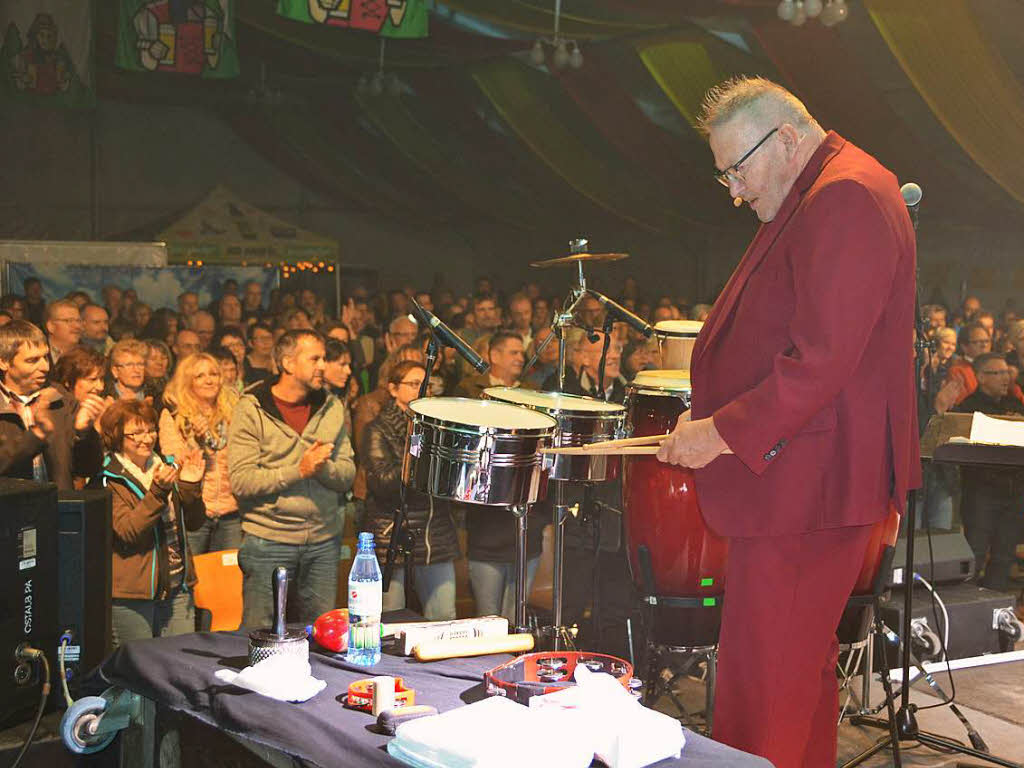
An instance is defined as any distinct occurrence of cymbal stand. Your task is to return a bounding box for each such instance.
[523,238,590,390]
[524,238,591,650]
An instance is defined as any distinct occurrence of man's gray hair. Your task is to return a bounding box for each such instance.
[697,76,816,137]
[0,320,47,364]
[274,329,324,370]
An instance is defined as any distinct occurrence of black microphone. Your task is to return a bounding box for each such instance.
[901,182,922,231]
[588,290,654,338]
[409,298,489,374]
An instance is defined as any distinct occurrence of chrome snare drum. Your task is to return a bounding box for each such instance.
[403,397,557,506]
[483,388,625,483]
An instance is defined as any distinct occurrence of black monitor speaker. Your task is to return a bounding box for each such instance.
[0,479,58,729]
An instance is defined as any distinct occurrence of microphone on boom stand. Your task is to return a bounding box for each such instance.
[587,290,654,339]
[409,298,489,374]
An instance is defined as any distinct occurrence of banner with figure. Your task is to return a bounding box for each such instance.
[0,1,94,107]
[116,0,240,78]
[276,0,429,39]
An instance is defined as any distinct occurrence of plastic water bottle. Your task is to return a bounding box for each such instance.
[346,532,382,666]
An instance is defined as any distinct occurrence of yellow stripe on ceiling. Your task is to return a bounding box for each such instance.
[866,0,1024,205]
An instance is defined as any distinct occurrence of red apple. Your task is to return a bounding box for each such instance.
[311,608,349,653]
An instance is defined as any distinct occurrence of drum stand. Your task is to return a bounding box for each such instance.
[510,503,532,634]
[547,482,577,649]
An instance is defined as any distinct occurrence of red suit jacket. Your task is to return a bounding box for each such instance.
[691,132,921,538]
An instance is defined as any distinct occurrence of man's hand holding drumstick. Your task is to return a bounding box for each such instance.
[656,410,731,469]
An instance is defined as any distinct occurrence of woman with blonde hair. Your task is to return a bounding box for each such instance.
[159,352,241,555]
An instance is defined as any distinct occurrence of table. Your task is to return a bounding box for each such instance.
[84,625,772,767]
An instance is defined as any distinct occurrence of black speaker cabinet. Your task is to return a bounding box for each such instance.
[886,530,975,588]
[57,490,112,702]
[0,480,58,729]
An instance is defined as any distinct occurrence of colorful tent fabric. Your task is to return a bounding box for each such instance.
[866,0,1024,206]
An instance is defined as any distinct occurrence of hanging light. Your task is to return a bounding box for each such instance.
[804,0,823,17]
[529,39,545,65]
[833,0,849,22]
[569,43,584,69]
[820,0,837,25]
[777,0,796,21]
[552,41,570,69]
[792,1,807,25]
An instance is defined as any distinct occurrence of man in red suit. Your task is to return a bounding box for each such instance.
[657,77,920,767]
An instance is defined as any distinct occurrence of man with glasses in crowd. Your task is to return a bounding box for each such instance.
[954,353,1024,591]
[655,77,919,767]
[45,298,83,364]
[107,340,149,401]
[934,321,996,414]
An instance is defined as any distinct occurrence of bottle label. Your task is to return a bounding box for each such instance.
[348,581,382,618]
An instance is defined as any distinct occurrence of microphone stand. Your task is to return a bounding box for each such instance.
[595,314,614,401]
[844,192,1020,768]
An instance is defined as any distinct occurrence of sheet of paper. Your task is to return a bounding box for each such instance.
[967,411,1024,448]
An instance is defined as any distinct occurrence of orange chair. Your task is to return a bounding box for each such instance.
[192,549,243,632]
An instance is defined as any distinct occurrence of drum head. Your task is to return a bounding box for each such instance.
[630,369,692,392]
[654,320,704,338]
[484,387,625,415]
[409,397,557,432]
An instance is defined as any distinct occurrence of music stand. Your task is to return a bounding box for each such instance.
[845,439,1022,768]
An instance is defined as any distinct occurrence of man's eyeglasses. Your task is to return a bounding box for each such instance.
[114,361,146,369]
[978,369,1011,377]
[399,379,425,389]
[714,127,778,188]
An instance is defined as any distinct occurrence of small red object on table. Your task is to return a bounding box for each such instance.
[346,677,415,712]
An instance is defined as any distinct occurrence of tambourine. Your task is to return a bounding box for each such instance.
[483,651,634,705]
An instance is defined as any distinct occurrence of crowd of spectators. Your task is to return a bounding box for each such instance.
[920,296,1024,591]
[0,274,1019,651]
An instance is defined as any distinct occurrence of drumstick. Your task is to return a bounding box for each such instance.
[542,445,734,456]
[542,445,661,455]
[581,434,668,451]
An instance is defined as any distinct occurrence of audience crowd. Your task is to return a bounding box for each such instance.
[0,274,1020,651]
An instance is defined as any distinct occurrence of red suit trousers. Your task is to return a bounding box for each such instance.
[712,524,874,768]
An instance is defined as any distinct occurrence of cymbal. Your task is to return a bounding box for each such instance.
[530,252,630,269]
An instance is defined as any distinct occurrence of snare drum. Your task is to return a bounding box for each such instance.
[404,397,556,506]
[484,388,625,483]
[622,370,728,602]
[654,320,703,370]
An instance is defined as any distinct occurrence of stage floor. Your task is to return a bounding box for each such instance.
[651,640,1024,766]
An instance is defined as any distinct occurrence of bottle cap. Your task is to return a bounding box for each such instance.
[358,532,375,547]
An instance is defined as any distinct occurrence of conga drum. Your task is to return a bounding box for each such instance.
[653,320,703,370]
[623,369,728,646]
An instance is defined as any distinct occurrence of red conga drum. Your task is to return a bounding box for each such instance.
[623,370,728,646]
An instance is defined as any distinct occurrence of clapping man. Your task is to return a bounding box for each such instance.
[229,329,356,628]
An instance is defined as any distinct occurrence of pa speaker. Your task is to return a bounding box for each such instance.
[0,479,58,729]
[57,490,112,702]
[886,530,975,588]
